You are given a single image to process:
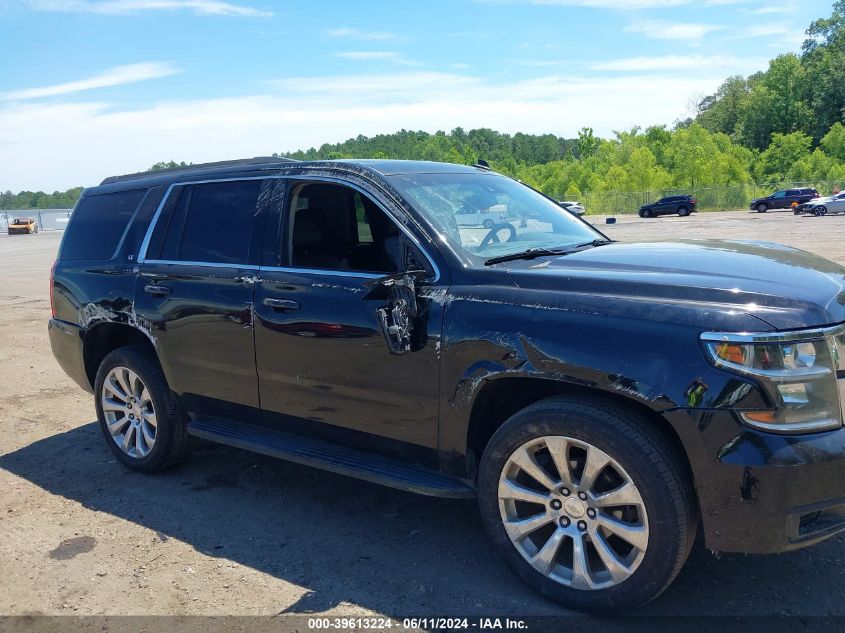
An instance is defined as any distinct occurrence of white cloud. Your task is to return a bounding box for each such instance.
[327,27,396,41]
[473,0,749,8]
[590,54,766,72]
[745,5,794,14]
[0,63,181,101]
[624,19,722,41]
[741,23,790,37]
[26,0,271,16]
[1,70,727,190]
[335,51,420,66]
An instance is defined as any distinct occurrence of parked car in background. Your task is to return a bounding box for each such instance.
[797,192,845,216]
[638,195,697,217]
[750,187,819,213]
[50,158,845,613]
[455,203,508,228]
[558,200,585,217]
[7,217,39,234]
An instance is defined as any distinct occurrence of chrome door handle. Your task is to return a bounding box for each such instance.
[263,297,300,311]
[144,284,172,297]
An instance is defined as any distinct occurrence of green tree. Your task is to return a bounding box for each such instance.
[755,131,814,181]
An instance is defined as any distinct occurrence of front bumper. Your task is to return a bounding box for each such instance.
[666,409,845,554]
[48,318,92,393]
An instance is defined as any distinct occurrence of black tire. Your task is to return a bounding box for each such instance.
[477,395,696,613]
[638,211,645,218]
[94,346,193,472]
[642,209,652,218]
[815,206,827,216]
[756,203,767,213]
[677,206,689,217]
[483,219,494,229]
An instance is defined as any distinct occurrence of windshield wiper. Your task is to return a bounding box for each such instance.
[483,239,614,266]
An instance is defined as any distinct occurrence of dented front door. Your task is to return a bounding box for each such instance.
[253,269,445,448]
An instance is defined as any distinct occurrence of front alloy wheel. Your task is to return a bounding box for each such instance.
[101,366,157,458]
[498,436,648,590]
[477,395,696,612]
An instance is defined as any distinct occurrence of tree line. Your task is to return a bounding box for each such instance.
[3,2,843,210]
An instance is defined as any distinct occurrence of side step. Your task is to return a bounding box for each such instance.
[187,419,476,499]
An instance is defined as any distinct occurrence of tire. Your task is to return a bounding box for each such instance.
[94,346,193,472]
[756,203,767,213]
[638,211,645,218]
[677,207,690,217]
[642,209,652,218]
[477,395,696,613]
[483,219,494,229]
[815,206,827,216]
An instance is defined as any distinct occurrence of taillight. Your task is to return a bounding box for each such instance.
[49,260,57,318]
[691,199,698,205]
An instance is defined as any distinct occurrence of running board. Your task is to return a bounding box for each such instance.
[187,419,475,499]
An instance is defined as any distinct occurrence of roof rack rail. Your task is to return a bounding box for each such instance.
[100,156,300,185]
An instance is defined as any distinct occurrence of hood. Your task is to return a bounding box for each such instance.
[507,240,845,330]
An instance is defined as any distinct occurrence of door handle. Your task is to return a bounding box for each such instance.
[263,297,300,311]
[144,284,172,297]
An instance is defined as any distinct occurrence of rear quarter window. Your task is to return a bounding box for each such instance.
[61,189,147,260]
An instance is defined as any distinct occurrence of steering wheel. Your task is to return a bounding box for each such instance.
[479,222,517,249]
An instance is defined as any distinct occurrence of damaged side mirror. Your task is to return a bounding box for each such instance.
[363,270,428,355]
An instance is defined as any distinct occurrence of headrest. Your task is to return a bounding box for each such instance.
[293,210,323,249]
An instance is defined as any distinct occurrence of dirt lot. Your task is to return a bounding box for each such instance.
[2,210,845,620]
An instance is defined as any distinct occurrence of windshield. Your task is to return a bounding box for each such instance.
[388,172,601,263]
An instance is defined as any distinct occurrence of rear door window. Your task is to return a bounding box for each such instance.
[61,189,147,260]
[161,180,263,265]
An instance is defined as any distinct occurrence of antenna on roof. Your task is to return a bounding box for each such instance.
[473,159,491,170]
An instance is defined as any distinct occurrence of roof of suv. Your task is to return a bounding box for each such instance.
[95,157,483,191]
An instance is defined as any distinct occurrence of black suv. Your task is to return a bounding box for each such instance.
[50,158,845,612]
[638,195,697,217]
[750,187,819,212]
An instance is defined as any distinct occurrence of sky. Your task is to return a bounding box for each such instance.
[0,0,832,191]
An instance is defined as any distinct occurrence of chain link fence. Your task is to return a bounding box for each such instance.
[581,181,845,215]
[0,209,73,233]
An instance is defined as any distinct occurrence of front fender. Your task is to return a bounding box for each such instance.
[437,283,769,455]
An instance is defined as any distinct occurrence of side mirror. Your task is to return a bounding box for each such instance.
[363,271,428,355]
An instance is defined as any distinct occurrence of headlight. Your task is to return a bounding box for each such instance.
[702,326,845,434]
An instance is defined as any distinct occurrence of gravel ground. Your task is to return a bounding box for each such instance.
[2,209,845,620]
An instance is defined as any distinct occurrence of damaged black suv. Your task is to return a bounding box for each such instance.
[50,158,845,612]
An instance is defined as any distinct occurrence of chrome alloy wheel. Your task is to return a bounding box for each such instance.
[498,436,649,590]
[101,366,157,458]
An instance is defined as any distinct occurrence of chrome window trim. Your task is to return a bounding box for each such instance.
[142,259,260,270]
[259,265,383,279]
[136,174,442,282]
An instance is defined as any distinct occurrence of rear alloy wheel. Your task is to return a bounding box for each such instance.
[478,396,696,612]
[101,366,158,458]
[642,209,652,218]
[814,206,827,216]
[95,347,193,471]
[677,206,690,217]
[756,203,768,213]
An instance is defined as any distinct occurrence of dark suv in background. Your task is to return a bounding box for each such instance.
[638,195,697,217]
[750,187,819,212]
[50,158,845,612]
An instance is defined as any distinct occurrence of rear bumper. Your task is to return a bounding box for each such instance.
[666,409,845,554]
[48,318,92,393]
